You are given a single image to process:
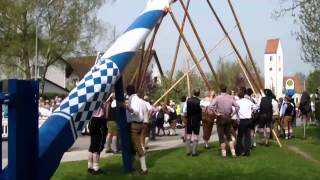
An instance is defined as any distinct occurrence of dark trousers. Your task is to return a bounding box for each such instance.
[150,120,156,140]
[236,119,251,155]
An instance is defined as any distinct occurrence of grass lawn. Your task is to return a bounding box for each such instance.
[53,126,320,180]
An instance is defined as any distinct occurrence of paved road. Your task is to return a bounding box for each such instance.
[1,117,307,165]
[2,117,307,156]
[2,127,218,160]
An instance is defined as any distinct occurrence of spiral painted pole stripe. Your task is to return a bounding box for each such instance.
[35,1,173,179]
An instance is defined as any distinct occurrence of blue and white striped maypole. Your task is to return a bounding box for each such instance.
[36,0,174,179]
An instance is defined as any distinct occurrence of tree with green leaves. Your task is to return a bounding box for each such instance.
[212,57,262,93]
[149,70,205,104]
[0,0,109,93]
[306,70,320,93]
[275,0,320,68]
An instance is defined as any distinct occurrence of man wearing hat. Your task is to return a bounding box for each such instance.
[280,96,295,139]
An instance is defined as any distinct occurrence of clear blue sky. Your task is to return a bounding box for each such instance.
[97,0,314,76]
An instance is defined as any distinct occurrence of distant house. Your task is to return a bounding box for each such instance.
[67,49,164,91]
[37,60,69,94]
[264,38,284,98]
[0,60,69,95]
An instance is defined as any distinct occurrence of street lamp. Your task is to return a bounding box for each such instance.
[34,0,54,80]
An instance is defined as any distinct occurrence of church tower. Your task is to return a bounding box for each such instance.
[264,39,284,98]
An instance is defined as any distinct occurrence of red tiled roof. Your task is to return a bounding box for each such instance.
[67,50,163,88]
[265,39,280,54]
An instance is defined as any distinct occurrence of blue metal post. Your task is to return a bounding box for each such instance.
[0,81,2,172]
[115,77,133,172]
[7,80,39,180]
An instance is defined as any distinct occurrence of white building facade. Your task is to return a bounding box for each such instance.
[264,39,284,98]
[147,55,162,85]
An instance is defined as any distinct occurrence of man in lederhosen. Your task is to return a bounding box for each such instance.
[210,84,239,157]
[185,89,202,156]
[200,91,216,149]
[125,85,148,175]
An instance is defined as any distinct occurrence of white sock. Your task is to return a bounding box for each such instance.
[289,129,293,136]
[204,141,209,147]
[221,149,227,157]
[145,137,149,148]
[93,163,99,171]
[231,136,236,144]
[285,130,289,138]
[229,141,236,156]
[93,153,100,171]
[88,162,93,169]
[186,139,191,154]
[112,136,117,152]
[192,140,198,154]
[88,153,93,169]
[140,156,147,172]
[106,135,111,151]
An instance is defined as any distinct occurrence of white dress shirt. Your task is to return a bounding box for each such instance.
[127,94,145,123]
[236,98,258,119]
[272,99,279,116]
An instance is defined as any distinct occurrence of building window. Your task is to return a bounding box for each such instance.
[279,67,281,72]
[270,56,273,62]
[269,67,272,71]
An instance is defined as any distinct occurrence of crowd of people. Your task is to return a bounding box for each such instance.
[1,81,319,177]
[30,84,319,176]
[86,85,184,175]
[38,96,62,120]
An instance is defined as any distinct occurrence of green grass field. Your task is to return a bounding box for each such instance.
[53,127,320,180]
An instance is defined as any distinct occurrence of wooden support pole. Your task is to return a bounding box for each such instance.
[153,74,188,106]
[236,57,257,95]
[153,28,236,106]
[272,129,283,148]
[165,0,191,104]
[136,42,146,88]
[179,0,219,84]
[206,0,260,94]
[186,58,191,97]
[169,0,191,82]
[169,11,211,91]
[138,16,164,91]
[227,0,264,92]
